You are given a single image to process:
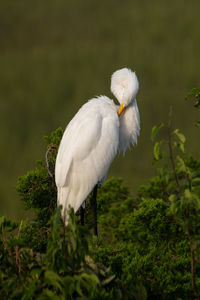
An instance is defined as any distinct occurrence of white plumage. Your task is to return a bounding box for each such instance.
[55,68,140,224]
[111,68,139,106]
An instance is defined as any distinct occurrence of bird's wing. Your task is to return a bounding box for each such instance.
[55,107,101,187]
[55,98,119,213]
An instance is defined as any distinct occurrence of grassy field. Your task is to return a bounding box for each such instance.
[0,0,200,218]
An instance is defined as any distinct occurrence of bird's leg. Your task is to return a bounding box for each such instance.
[91,184,98,236]
[80,206,85,225]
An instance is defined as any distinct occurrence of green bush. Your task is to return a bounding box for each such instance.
[92,108,200,299]
[1,89,200,299]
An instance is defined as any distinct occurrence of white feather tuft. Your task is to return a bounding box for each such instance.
[110,68,139,106]
[118,99,140,154]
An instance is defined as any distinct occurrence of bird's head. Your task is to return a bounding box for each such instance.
[111,68,139,116]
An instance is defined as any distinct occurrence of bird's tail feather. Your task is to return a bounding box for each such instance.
[57,186,70,225]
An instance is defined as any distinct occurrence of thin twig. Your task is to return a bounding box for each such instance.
[15,220,23,275]
[45,144,57,178]
[1,224,12,256]
[188,226,200,299]
[190,246,198,298]
[168,107,181,193]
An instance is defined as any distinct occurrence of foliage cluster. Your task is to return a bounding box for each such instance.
[1,90,200,299]
[0,209,125,299]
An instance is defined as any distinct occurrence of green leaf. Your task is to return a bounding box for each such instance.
[195,120,200,128]
[174,141,185,153]
[153,141,163,161]
[173,129,186,144]
[185,88,200,100]
[151,124,164,141]
[0,216,18,232]
[179,142,185,153]
[176,156,187,173]
[184,189,193,200]
[38,289,61,300]
[192,177,200,184]
[85,255,98,272]
[0,216,5,227]
[44,271,64,292]
[30,267,41,277]
[169,194,176,203]
[101,274,115,286]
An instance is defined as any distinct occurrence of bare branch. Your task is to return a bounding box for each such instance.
[1,224,12,256]
[168,107,181,193]
[15,220,23,275]
[45,144,57,178]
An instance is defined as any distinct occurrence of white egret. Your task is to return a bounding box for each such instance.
[55,68,140,234]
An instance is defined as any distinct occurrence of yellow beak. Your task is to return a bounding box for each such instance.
[117,102,124,117]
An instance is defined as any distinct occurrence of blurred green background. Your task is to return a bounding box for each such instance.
[1,0,200,219]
